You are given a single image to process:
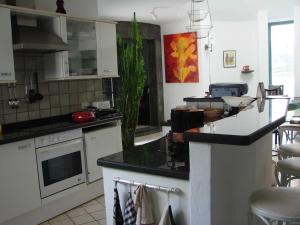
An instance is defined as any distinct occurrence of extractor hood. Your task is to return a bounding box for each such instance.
[13,25,70,53]
[10,0,69,53]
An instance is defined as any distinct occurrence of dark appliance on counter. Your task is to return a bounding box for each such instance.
[86,106,117,118]
[209,83,248,98]
[167,108,204,170]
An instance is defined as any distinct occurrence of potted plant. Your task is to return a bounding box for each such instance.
[117,13,146,150]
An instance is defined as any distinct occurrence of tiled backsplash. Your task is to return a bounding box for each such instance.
[0,54,104,124]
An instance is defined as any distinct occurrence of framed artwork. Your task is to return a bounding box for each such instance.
[223,50,236,68]
[163,32,199,83]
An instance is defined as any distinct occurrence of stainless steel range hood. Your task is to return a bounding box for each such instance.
[13,25,70,53]
[11,0,69,53]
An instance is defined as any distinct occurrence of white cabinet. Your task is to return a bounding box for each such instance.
[44,18,118,80]
[0,7,15,83]
[44,16,69,80]
[0,139,41,223]
[96,22,119,78]
[84,124,122,183]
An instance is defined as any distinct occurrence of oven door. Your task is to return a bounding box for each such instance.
[36,138,86,198]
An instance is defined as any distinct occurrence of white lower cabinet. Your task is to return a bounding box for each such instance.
[0,139,41,223]
[84,124,122,183]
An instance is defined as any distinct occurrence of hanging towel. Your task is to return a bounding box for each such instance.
[113,188,124,225]
[135,185,155,225]
[124,192,137,225]
[158,205,177,225]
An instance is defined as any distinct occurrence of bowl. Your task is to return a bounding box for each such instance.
[222,96,255,107]
[203,108,224,120]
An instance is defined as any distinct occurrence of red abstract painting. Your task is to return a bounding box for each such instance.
[163,32,199,83]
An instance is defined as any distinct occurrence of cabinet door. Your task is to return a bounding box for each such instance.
[0,139,41,223]
[66,19,98,77]
[96,22,119,78]
[0,8,15,83]
[84,125,122,182]
[44,16,68,80]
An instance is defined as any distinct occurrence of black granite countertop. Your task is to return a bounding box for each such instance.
[0,113,122,145]
[183,97,224,102]
[97,137,189,180]
[184,98,289,145]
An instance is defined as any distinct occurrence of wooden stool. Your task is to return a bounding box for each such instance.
[250,187,300,225]
[278,143,300,159]
[275,158,300,187]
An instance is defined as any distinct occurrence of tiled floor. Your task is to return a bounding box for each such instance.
[39,195,106,225]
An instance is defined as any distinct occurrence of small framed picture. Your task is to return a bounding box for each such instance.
[223,50,236,68]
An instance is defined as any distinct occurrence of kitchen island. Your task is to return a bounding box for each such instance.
[97,98,289,225]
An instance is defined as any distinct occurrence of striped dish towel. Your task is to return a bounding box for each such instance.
[124,192,137,225]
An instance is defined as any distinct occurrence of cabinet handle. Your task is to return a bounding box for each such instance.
[0,72,12,77]
[18,144,31,150]
[104,69,112,73]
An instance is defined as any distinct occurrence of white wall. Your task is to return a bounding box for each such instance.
[35,0,98,18]
[209,21,259,96]
[161,12,269,121]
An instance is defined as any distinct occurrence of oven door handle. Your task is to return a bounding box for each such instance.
[36,138,83,156]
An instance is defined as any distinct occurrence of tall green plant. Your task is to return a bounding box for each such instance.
[117,13,145,150]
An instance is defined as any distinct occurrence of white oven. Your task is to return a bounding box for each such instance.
[35,129,86,198]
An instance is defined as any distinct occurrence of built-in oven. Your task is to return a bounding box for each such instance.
[35,129,86,198]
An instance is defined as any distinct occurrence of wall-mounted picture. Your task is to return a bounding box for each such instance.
[223,50,236,68]
[163,32,199,83]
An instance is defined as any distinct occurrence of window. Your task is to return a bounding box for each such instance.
[269,21,294,96]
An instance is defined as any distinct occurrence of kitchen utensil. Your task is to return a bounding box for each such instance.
[71,111,95,123]
[222,96,255,108]
[33,72,43,101]
[12,84,19,108]
[28,73,36,103]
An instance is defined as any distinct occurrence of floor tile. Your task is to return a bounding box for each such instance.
[96,195,105,204]
[98,219,106,225]
[49,214,68,223]
[71,214,94,225]
[67,207,87,218]
[82,222,100,225]
[82,200,98,207]
[83,203,105,213]
[90,210,106,220]
[50,218,74,225]
[39,222,50,225]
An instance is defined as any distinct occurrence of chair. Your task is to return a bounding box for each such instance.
[265,85,284,96]
[275,157,300,187]
[278,143,300,159]
[250,187,300,225]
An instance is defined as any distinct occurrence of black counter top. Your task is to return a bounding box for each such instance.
[0,113,122,145]
[97,137,189,180]
[184,98,288,145]
[183,97,224,102]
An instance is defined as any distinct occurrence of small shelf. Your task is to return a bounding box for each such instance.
[241,70,254,74]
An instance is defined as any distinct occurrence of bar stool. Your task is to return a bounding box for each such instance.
[250,187,300,225]
[278,143,300,159]
[275,157,300,187]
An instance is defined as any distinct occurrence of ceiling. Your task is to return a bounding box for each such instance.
[98,0,298,24]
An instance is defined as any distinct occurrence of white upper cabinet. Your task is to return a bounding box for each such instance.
[0,7,15,83]
[96,22,119,78]
[44,16,69,80]
[44,18,118,80]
